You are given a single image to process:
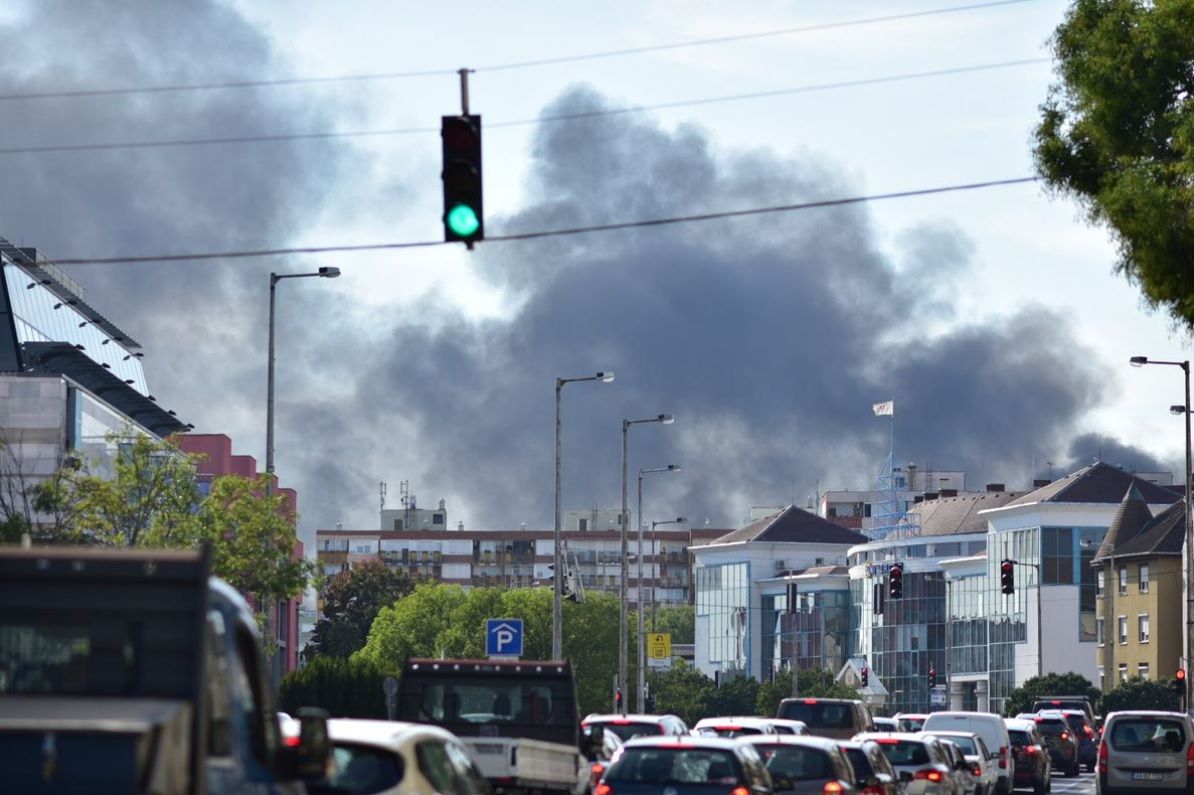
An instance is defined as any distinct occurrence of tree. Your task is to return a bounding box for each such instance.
[355,582,470,667]
[1033,0,1194,332]
[279,656,397,719]
[756,668,862,716]
[305,561,415,660]
[652,603,695,644]
[706,675,759,717]
[651,660,716,726]
[1101,677,1181,713]
[1003,672,1100,717]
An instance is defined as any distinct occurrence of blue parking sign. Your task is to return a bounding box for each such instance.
[486,618,523,657]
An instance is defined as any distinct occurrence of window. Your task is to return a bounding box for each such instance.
[1118,664,1128,683]
[433,513,444,525]
[1118,615,1127,645]
[1119,567,1128,595]
[1096,617,1105,646]
[1097,570,1105,596]
[1139,614,1150,643]
[579,518,588,532]
[1138,663,1151,681]
[1140,564,1150,593]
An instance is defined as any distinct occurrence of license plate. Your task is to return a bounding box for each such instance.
[1131,773,1165,781]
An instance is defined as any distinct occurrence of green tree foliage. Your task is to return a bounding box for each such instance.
[305,561,415,660]
[1033,0,1194,331]
[651,660,716,726]
[1101,677,1181,713]
[279,656,397,719]
[706,675,760,717]
[1003,672,1100,717]
[651,604,695,644]
[756,669,861,716]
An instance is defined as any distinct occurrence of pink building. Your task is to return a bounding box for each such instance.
[177,433,302,677]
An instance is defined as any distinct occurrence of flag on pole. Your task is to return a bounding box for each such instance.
[872,400,894,417]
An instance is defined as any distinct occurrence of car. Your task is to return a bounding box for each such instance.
[935,739,977,795]
[925,732,996,795]
[1032,714,1079,778]
[921,712,1013,795]
[596,735,775,795]
[298,718,491,795]
[896,714,929,733]
[586,726,625,788]
[838,739,903,795]
[739,735,860,795]
[777,698,877,740]
[1057,709,1098,772]
[1031,698,1096,728]
[583,713,690,741]
[1004,718,1051,795]
[1096,710,1194,795]
[692,716,779,738]
[874,718,899,732]
[767,718,811,736]
[853,732,958,795]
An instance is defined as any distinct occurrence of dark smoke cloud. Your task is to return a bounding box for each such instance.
[0,6,1168,538]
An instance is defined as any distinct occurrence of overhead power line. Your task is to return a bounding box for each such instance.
[0,58,1049,156]
[0,0,1039,102]
[49,176,1038,265]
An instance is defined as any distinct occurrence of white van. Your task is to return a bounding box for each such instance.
[922,712,1014,795]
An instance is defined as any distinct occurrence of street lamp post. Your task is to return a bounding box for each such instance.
[267,266,340,496]
[553,371,614,660]
[646,516,685,707]
[1130,356,1192,706]
[636,466,681,710]
[620,414,674,714]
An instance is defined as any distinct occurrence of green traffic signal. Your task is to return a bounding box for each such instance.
[446,204,480,238]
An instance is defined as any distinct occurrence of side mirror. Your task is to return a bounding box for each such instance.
[865,776,881,788]
[899,771,913,783]
[582,723,605,759]
[279,707,331,780]
[956,760,969,771]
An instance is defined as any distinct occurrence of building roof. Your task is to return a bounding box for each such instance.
[908,490,1024,536]
[1092,484,1153,562]
[708,505,869,546]
[1001,461,1181,509]
[21,342,188,437]
[1104,500,1185,559]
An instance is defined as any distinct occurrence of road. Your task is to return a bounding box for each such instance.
[1037,769,1096,795]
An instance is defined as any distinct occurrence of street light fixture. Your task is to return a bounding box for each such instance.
[267,267,340,496]
[1129,354,1192,705]
[636,466,682,710]
[620,414,675,714]
[553,371,615,660]
[643,515,685,707]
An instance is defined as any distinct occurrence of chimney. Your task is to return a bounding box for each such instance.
[1033,479,1051,487]
[985,483,1005,492]
[940,488,958,497]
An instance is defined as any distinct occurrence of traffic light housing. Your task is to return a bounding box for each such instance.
[1175,669,1187,694]
[928,665,937,688]
[889,564,903,600]
[441,115,483,245]
[861,666,869,687]
[1001,559,1015,595]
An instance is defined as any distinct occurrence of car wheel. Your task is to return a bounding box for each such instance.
[1069,762,1080,778]
[1034,777,1046,795]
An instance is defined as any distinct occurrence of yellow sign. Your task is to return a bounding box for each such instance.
[647,633,672,660]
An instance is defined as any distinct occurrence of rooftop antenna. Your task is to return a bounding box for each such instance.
[379,480,387,510]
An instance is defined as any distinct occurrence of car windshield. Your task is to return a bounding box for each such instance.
[939,736,977,755]
[757,745,833,782]
[1109,719,1186,753]
[595,722,663,742]
[842,747,874,780]
[874,740,931,766]
[1036,720,1068,737]
[606,748,742,785]
[779,702,854,729]
[695,725,763,738]
[1008,730,1032,746]
[898,718,925,732]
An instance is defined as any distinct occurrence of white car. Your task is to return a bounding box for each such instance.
[766,718,809,736]
[691,716,779,737]
[299,718,491,795]
[927,731,997,795]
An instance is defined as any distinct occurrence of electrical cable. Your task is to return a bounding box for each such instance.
[0,0,1041,102]
[48,175,1039,265]
[0,58,1049,156]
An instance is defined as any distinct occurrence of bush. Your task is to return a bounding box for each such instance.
[1101,677,1180,714]
[279,656,397,719]
[1002,672,1100,717]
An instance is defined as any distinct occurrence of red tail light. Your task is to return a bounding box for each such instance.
[999,747,1008,770]
[915,769,944,783]
[823,782,844,795]
[1098,740,1108,775]
[591,763,605,777]
[283,734,301,747]
[1084,726,1095,737]
[971,766,982,777]
[595,785,613,795]
[1026,745,1039,755]
[1185,740,1194,776]
[1060,732,1070,741]
[861,788,885,795]
[732,787,751,795]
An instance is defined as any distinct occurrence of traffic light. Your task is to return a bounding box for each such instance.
[645,694,656,712]
[889,564,904,600]
[441,115,483,245]
[1001,559,1015,595]
[861,666,869,687]
[928,665,937,688]
[1175,669,1187,694]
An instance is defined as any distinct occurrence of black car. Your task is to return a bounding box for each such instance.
[1006,721,1051,795]
[740,736,859,795]
[597,736,776,795]
[1058,710,1098,772]
[1034,716,1079,777]
[838,739,902,795]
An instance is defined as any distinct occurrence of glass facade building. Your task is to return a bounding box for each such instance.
[696,562,750,674]
[760,589,850,681]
